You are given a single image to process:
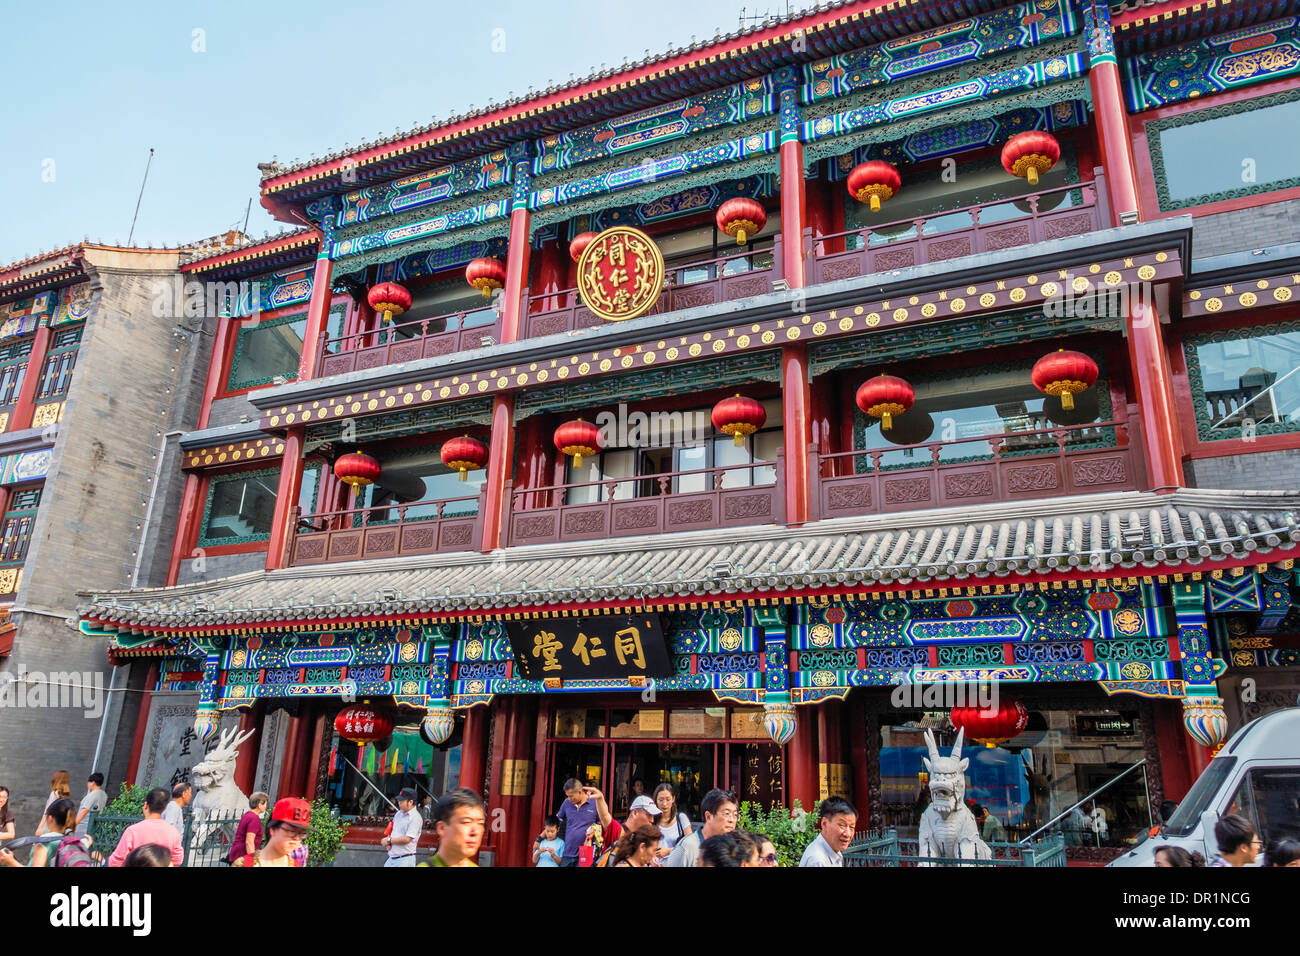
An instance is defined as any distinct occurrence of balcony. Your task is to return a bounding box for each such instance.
[287,489,485,565]
[318,309,500,378]
[812,420,1142,520]
[506,455,786,546]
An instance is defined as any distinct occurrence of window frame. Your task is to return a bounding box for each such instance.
[196,466,282,548]
[223,301,348,394]
[1181,315,1300,445]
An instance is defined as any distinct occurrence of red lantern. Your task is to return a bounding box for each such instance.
[334,705,394,748]
[950,697,1029,749]
[716,197,767,246]
[466,257,507,299]
[712,394,767,446]
[440,434,488,481]
[334,451,381,490]
[554,418,603,469]
[847,160,902,213]
[569,231,598,263]
[367,281,411,324]
[1001,131,1060,187]
[1032,349,1098,411]
[855,375,914,431]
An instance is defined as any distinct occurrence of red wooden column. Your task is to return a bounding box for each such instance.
[1085,4,1140,225]
[233,702,264,796]
[816,698,848,801]
[787,705,818,813]
[458,703,490,798]
[265,426,306,570]
[847,693,871,820]
[304,708,329,801]
[10,323,53,431]
[776,79,807,290]
[165,473,203,585]
[125,662,161,785]
[196,315,237,430]
[480,394,515,551]
[295,239,334,381]
[498,696,538,868]
[782,344,812,525]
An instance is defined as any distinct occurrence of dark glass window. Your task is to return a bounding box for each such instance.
[228,307,345,390]
[199,470,278,545]
[354,446,483,521]
[1188,321,1300,441]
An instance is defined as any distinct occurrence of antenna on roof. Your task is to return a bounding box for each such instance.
[241,198,252,235]
[127,147,155,247]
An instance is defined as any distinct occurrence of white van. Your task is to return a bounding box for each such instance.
[1109,707,1300,867]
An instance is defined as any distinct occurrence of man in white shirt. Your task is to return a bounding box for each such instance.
[74,773,107,835]
[799,796,857,867]
[664,788,737,867]
[382,788,424,866]
[162,783,191,833]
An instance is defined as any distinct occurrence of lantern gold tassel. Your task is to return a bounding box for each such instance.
[733,432,744,447]
[1061,391,1074,411]
[870,195,881,213]
[1027,167,1039,187]
[573,452,583,468]
[881,411,892,429]
[737,229,747,246]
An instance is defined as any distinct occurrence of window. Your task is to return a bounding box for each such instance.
[0,485,41,564]
[657,221,778,287]
[381,279,497,344]
[1186,320,1300,441]
[563,399,782,504]
[354,445,483,522]
[855,358,1110,469]
[198,469,278,546]
[0,338,32,412]
[1147,92,1300,211]
[35,327,81,401]
[1229,767,1300,846]
[227,306,346,390]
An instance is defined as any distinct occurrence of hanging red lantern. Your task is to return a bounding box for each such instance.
[333,451,382,490]
[440,434,488,481]
[950,697,1029,749]
[334,704,394,748]
[716,197,767,246]
[1032,349,1098,411]
[569,231,598,263]
[855,375,914,431]
[367,281,411,324]
[466,257,507,298]
[847,160,902,213]
[711,394,767,446]
[1001,131,1060,187]
[554,418,603,469]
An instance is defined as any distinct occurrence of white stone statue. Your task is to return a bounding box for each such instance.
[917,727,991,866]
[189,726,256,863]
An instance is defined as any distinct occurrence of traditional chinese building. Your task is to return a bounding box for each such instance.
[78,0,1300,865]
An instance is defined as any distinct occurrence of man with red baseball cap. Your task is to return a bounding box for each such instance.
[232,797,312,868]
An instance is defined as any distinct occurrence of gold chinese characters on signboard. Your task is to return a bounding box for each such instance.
[575,226,665,322]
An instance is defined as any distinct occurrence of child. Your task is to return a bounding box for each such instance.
[532,815,563,867]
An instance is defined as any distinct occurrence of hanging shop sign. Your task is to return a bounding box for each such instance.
[574,226,665,322]
[507,614,673,682]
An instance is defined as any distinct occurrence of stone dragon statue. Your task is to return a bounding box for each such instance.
[917,727,992,866]
[189,726,257,863]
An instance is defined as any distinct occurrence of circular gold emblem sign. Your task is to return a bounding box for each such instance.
[576,226,665,322]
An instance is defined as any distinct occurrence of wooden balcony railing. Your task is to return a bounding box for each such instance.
[507,453,785,546]
[318,310,500,378]
[808,179,1105,286]
[523,246,776,339]
[286,489,485,566]
[812,419,1142,520]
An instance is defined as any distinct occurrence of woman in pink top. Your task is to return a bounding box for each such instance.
[107,787,184,867]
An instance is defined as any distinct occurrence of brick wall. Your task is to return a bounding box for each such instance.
[1191,199,1300,259]
[176,548,267,585]
[1185,448,1300,491]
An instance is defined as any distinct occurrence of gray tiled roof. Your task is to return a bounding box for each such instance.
[80,489,1300,632]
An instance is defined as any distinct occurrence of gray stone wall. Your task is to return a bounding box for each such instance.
[206,394,261,429]
[176,548,268,586]
[1184,448,1300,492]
[1192,199,1300,259]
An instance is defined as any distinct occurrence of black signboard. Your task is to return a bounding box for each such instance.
[507,614,673,681]
[1074,714,1137,737]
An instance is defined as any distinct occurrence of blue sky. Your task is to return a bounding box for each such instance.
[0,0,794,264]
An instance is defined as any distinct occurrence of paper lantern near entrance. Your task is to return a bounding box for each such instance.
[421,706,457,746]
[334,451,382,490]
[334,704,394,747]
[367,281,411,324]
[950,697,1029,749]
[856,374,914,431]
[1001,131,1060,187]
[569,231,597,263]
[440,435,488,481]
[466,257,507,298]
[554,418,603,469]
[712,394,767,446]
[1032,349,1098,411]
[847,160,902,213]
[716,197,767,246]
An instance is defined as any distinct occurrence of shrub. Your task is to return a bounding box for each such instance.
[103,782,149,816]
[303,798,348,866]
[738,799,817,868]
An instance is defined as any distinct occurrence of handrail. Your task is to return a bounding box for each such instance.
[816,179,1097,247]
[526,245,775,305]
[325,307,496,348]
[818,418,1128,464]
[299,491,482,529]
[516,457,779,499]
[1018,758,1148,846]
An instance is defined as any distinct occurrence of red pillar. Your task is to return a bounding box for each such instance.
[233,702,263,796]
[165,473,203,586]
[530,240,568,314]
[197,316,237,430]
[1088,60,1141,225]
[295,250,334,381]
[1127,300,1184,491]
[498,696,538,868]
[847,693,871,820]
[787,706,818,813]
[779,143,807,289]
[480,394,515,551]
[459,703,490,798]
[806,176,838,257]
[817,699,847,800]
[265,426,305,570]
[125,663,160,785]
[499,201,532,345]
[304,708,329,801]
[782,344,812,525]
[10,323,53,431]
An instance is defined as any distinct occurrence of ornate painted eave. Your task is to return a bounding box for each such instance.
[0,246,86,301]
[1112,0,1300,55]
[257,0,1006,208]
[181,229,319,280]
[77,489,1300,637]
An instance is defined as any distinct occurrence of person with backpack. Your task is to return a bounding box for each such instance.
[594,795,663,867]
[0,798,90,867]
[231,797,311,868]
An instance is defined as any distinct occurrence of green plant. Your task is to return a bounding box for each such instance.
[738,799,817,868]
[303,798,348,867]
[103,782,149,817]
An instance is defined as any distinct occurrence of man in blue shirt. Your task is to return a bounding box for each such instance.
[555,779,612,867]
